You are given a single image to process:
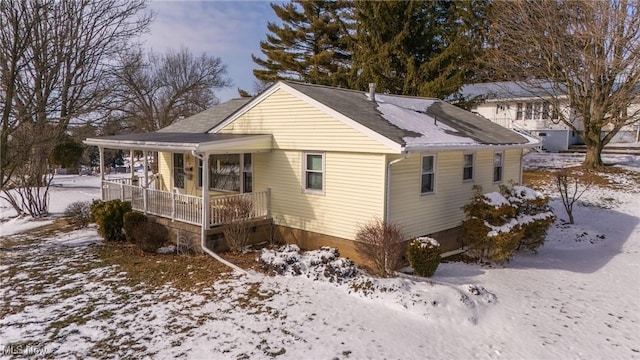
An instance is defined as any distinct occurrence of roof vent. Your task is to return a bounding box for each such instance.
[368,83,376,102]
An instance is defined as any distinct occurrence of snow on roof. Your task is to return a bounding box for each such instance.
[376,98,477,147]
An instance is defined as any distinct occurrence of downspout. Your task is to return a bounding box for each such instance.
[384,153,410,223]
[191,150,247,275]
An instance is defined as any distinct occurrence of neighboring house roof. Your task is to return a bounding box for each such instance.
[457,80,640,101]
[456,81,564,101]
[217,81,533,150]
[157,98,252,133]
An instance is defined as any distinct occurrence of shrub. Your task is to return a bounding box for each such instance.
[219,196,254,253]
[407,237,441,277]
[123,211,148,242]
[462,185,553,263]
[64,201,92,228]
[90,199,132,241]
[354,218,404,277]
[131,221,169,253]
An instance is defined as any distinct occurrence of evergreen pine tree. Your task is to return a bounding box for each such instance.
[351,0,489,99]
[252,0,354,87]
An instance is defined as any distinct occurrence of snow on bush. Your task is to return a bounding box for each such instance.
[462,185,554,263]
[406,237,441,277]
[258,245,358,283]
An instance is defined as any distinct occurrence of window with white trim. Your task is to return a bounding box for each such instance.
[463,153,474,181]
[242,153,253,193]
[421,155,435,194]
[493,152,504,182]
[209,154,240,192]
[304,152,324,192]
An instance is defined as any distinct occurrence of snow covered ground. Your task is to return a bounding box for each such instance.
[1,153,639,359]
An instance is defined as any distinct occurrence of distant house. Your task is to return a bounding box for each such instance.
[85,81,536,262]
[457,81,640,151]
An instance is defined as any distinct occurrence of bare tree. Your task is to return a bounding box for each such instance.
[483,0,640,169]
[555,169,593,224]
[110,47,231,132]
[1,0,152,216]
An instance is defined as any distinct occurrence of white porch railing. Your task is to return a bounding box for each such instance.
[101,180,269,227]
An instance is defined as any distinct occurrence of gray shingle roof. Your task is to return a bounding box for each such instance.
[284,81,529,146]
[157,98,252,133]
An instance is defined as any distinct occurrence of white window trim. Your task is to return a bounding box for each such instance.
[420,154,436,195]
[241,153,253,194]
[493,151,504,183]
[303,152,325,194]
[463,152,475,182]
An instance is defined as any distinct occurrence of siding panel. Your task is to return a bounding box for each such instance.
[219,89,396,154]
[389,149,523,238]
[253,150,386,240]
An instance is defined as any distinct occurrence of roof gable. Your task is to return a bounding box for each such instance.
[212,81,533,152]
[157,98,252,133]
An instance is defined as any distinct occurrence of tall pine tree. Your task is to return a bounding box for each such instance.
[252,0,353,87]
[351,0,489,99]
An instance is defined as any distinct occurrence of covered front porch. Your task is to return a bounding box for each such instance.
[84,132,273,231]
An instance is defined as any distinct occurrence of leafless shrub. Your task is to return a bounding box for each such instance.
[355,218,404,277]
[555,169,594,224]
[220,196,254,253]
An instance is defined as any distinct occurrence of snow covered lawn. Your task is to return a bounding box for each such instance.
[1,154,639,359]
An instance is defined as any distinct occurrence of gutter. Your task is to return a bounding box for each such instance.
[190,150,248,275]
[384,153,411,223]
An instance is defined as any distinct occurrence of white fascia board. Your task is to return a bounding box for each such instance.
[195,134,273,153]
[83,138,197,152]
[404,142,538,153]
[209,83,282,134]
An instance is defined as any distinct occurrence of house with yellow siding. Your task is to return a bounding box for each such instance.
[85,81,537,262]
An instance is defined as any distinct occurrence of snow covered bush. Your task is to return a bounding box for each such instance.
[131,221,169,253]
[407,237,441,277]
[462,185,554,263]
[355,218,404,277]
[90,199,132,241]
[123,211,148,242]
[259,245,358,283]
[64,201,92,228]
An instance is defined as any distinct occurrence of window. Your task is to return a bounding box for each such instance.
[463,153,474,181]
[198,159,203,187]
[304,153,324,192]
[173,153,185,189]
[210,154,240,191]
[421,155,435,194]
[493,152,503,182]
[525,103,533,120]
[242,153,253,193]
[516,103,523,120]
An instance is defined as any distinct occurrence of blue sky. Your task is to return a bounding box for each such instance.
[142,1,281,102]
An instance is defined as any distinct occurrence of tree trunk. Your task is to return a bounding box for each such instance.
[582,130,604,169]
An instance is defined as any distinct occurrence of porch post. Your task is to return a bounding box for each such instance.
[143,151,149,187]
[99,146,105,200]
[130,149,135,183]
[202,153,210,229]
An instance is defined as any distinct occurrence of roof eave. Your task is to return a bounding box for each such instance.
[403,142,538,153]
[83,138,198,152]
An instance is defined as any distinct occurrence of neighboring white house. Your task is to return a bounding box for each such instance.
[457,81,640,151]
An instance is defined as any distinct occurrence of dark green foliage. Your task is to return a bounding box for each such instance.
[131,221,169,253]
[462,185,554,263]
[407,238,441,277]
[64,201,92,228]
[90,200,132,241]
[123,211,148,242]
[351,0,490,99]
[252,0,354,87]
[50,137,84,169]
